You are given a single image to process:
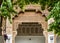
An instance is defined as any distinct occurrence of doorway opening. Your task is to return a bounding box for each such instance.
[15,22,45,43]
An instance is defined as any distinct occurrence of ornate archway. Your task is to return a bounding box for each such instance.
[12,8,48,43]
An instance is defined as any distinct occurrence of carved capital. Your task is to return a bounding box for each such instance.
[13,31,17,38]
[43,31,48,37]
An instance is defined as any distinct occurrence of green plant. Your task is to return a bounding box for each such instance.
[0,0,16,23]
[47,1,60,36]
[14,0,60,10]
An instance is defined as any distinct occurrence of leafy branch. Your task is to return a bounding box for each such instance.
[47,1,60,36]
[13,0,60,10]
[0,0,17,23]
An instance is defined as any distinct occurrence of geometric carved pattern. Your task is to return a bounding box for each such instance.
[17,22,43,36]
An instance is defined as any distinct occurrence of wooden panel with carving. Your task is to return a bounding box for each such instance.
[17,22,43,36]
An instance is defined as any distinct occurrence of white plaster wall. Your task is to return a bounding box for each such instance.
[0,36,4,43]
[56,37,60,43]
[15,36,45,43]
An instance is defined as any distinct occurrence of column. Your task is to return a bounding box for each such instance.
[54,35,57,43]
[2,18,6,43]
[43,30,48,43]
[12,31,17,43]
[6,18,13,43]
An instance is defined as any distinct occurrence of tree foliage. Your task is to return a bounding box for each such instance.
[0,0,16,22]
[0,0,60,21]
[14,0,60,10]
[47,1,60,36]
